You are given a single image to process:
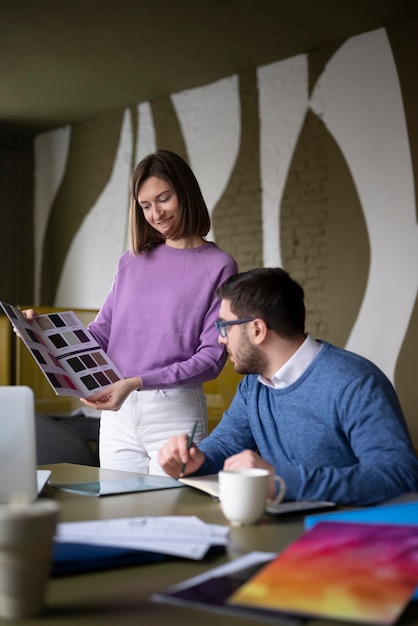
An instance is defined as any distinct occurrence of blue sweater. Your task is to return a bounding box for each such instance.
[198,342,418,505]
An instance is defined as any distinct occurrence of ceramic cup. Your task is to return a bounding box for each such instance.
[0,499,59,620]
[218,468,286,526]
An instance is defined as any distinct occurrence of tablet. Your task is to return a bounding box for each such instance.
[53,475,183,497]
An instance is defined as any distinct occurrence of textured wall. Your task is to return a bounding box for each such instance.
[32,25,418,442]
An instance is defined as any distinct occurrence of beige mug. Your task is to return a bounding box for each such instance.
[0,499,59,620]
[218,468,286,526]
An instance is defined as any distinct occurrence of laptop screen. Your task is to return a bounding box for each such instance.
[0,386,38,503]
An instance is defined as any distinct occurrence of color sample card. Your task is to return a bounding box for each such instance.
[1,302,122,398]
[229,521,418,625]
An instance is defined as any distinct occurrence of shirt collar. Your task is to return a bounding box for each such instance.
[258,334,322,388]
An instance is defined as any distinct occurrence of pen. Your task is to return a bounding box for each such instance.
[179,421,198,478]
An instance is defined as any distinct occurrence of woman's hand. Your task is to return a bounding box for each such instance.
[21,309,38,321]
[12,308,38,337]
[80,376,142,412]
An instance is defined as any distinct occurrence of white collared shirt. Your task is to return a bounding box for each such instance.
[258,334,322,389]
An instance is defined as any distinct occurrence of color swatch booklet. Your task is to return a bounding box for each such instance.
[1,302,122,398]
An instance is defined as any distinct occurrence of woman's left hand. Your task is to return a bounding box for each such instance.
[79,376,142,412]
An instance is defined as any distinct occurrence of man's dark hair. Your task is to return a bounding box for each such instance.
[217,267,305,338]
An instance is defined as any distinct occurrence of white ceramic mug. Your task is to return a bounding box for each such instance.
[0,499,59,620]
[218,468,286,526]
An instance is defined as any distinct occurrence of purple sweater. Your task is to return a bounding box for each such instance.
[88,242,237,390]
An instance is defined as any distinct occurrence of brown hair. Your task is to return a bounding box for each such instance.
[129,150,211,253]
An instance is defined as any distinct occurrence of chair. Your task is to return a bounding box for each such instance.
[203,360,243,432]
[35,413,98,466]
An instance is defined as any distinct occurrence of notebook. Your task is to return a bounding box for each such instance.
[228,522,418,624]
[0,386,38,503]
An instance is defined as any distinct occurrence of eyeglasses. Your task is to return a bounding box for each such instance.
[215,318,255,338]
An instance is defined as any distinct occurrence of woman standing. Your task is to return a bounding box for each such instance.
[81,150,237,474]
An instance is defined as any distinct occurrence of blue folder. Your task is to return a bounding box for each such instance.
[52,541,225,577]
[52,542,169,576]
[304,500,418,530]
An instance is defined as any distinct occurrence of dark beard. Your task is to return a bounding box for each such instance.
[233,332,268,376]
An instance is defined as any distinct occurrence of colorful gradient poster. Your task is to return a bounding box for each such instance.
[229,522,418,624]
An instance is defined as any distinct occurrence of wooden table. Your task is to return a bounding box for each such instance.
[3,463,417,626]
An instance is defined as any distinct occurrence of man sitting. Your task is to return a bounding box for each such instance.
[158,267,418,506]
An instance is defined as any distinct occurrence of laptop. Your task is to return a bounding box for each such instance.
[0,386,40,503]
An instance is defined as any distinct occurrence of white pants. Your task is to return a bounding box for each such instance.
[99,385,208,475]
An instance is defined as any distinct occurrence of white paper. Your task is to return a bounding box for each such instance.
[37,470,51,495]
[55,515,230,560]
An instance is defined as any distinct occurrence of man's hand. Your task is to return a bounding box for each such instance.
[80,377,142,412]
[158,434,205,478]
[223,450,277,498]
